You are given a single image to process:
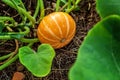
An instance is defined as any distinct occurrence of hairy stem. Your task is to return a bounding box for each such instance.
[20,38,39,43]
[66,0,81,13]
[0,16,15,24]
[19,7,36,25]
[67,0,71,10]
[0,26,30,40]
[0,54,18,70]
[11,0,25,22]
[39,0,45,21]
[0,53,13,61]
[33,0,40,18]
[0,39,19,64]
[56,0,61,12]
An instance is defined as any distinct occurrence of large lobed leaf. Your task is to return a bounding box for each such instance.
[69,15,120,80]
[96,0,120,18]
[19,44,55,77]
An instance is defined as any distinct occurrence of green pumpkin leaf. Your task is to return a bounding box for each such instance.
[96,0,120,18]
[19,44,55,77]
[69,15,120,80]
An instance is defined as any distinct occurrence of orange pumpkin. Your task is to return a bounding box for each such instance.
[37,12,76,49]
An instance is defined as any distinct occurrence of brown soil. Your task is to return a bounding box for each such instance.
[0,0,100,80]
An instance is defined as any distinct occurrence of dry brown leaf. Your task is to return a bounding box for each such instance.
[12,72,25,80]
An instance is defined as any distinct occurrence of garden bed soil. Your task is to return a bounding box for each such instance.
[0,0,100,80]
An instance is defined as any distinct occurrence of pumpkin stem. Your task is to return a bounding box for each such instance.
[60,38,66,43]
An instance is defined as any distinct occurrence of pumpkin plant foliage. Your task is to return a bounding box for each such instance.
[96,0,120,18]
[0,0,81,77]
[69,15,120,80]
[19,44,55,77]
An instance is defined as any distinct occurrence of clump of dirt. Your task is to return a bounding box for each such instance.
[0,0,100,80]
